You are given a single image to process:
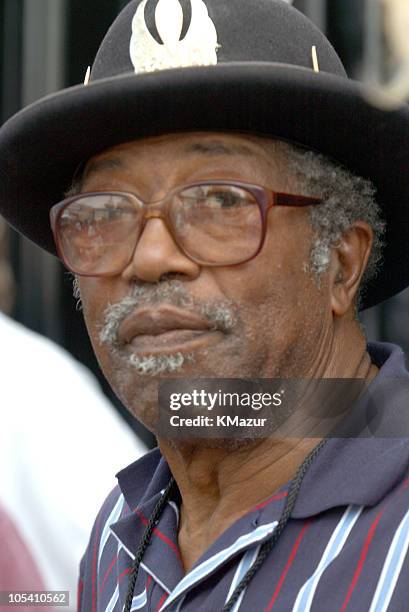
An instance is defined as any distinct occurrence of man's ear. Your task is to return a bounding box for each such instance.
[329,221,373,317]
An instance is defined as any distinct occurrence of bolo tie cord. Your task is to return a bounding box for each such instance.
[124,438,327,612]
[222,437,327,611]
[124,477,176,612]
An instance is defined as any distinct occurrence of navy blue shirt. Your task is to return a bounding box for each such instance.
[79,343,409,611]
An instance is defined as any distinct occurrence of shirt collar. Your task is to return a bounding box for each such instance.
[292,342,409,518]
[112,452,184,591]
[116,448,171,512]
[112,342,409,573]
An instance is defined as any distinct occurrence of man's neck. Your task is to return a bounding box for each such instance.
[159,436,321,571]
[158,326,378,572]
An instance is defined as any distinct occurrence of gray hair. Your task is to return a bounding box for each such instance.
[282,143,386,306]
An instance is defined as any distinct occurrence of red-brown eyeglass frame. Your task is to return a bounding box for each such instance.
[50,180,322,277]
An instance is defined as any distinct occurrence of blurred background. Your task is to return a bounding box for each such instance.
[1,0,408,440]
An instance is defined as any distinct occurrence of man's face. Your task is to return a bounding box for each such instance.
[77,132,331,431]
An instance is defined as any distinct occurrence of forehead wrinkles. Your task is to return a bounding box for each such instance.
[86,133,292,171]
[81,135,304,199]
[82,157,125,182]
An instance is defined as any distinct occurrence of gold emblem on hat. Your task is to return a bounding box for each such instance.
[130,0,219,74]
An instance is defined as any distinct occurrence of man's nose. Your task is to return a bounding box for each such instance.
[120,218,200,283]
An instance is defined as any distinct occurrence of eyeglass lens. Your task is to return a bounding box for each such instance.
[57,185,263,274]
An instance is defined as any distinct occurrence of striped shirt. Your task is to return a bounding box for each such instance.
[78,342,409,611]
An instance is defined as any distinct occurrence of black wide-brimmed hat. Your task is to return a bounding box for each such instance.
[0,0,408,310]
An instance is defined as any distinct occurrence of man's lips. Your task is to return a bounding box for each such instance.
[117,305,216,346]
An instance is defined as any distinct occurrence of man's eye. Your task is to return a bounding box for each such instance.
[73,208,121,225]
[206,191,244,208]
[179,186,255,210]
[94,207,122,221]
[209,191,241,208]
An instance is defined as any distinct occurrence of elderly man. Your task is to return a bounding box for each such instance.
[0,0,409,610]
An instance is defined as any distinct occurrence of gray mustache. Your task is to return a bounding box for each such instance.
[99,281,237,347]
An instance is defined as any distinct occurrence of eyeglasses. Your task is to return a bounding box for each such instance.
[50,181,322,277]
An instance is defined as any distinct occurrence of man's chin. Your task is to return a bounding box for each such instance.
[115,349,195,377]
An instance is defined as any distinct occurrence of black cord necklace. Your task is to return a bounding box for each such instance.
[124,477,176,612]
[124,439,327,612]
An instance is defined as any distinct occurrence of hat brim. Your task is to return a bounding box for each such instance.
[0,62,408,310]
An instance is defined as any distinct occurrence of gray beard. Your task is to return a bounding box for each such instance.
[127,351,193,376]
[98,280,237,377]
